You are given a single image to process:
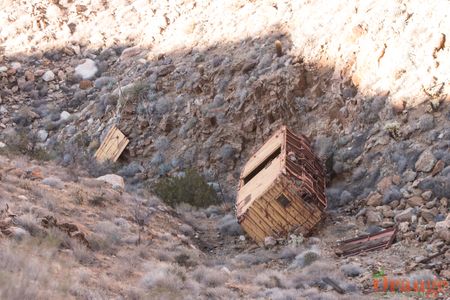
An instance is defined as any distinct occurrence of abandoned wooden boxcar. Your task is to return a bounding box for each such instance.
[236,126,327,243]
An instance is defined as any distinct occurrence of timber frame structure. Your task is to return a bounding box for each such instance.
[236,126,327,243]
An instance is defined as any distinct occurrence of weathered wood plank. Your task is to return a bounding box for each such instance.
[94,126,129,162]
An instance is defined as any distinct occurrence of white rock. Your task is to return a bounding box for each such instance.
[415,149,436,172]
[0,66,7,72]
[9,227,29,240]
[42,177,64,189]
[37,129,48,142]
[0,142,6,148]
[75,59,98,80]
[264,236,277,247]
[11,62,21,70]
[239,235,246,241]
[60,111,71,121]
[96,174,125,190]
[120,46,141,59]
[435,214,450,242]
[42,70,55,82]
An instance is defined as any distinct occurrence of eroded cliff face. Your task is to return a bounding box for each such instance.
[1,0,449,204]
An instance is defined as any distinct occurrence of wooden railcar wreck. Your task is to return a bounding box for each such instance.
[236,126,327,243]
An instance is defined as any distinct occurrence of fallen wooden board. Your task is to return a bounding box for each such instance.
[322,277,345,294]
[94,126,129,162]
[335,227,397,257]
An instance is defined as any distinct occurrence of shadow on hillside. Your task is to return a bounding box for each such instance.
[1,27,448,209]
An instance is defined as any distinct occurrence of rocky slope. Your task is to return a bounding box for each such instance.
[1,155,448,299]
[0,0,449,298]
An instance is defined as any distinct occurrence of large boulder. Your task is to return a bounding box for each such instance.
[394,207,415,223]
[75,59,98,80]
[96,174,125,190]
[415,149,436,172]
[435,214,450,243]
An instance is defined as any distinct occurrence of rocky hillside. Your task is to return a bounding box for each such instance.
[0,0,449,298]
[1,0,449,199]
[1,155,448,299]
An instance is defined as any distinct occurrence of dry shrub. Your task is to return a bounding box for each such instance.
[278,246,302,260]
[179,223,194,236]
[289,249,320,268]
[233,250,272,267]
[140,262,185,293]
[217,214,242,236]
[254,270,285,289]
[72,243,96,265]
[201,286,237,299]
[191,266,228,288]
[0,239,71,299]
[94,221,126,245]
[15,213,44,237]
[253,288,298,300]
[86,232,117,255]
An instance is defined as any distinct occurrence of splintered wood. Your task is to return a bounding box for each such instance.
[94,126,129,162]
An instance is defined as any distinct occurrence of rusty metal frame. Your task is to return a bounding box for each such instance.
[336,227,397,257]
[284,127,327,209]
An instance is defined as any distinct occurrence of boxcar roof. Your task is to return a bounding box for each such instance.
[236,154,282,217]
[240,127,285,179]
[236,127,286,217]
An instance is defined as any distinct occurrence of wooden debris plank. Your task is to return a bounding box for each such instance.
[94,126,129,162]
[322,277,345,294]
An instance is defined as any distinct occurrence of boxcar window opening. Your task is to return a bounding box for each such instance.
[277,194,290,208]
[243,146,281,185]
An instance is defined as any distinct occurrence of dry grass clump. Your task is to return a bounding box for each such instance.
[254,270,286,288]
[289,248,320,268]
[278,245,302,260]
[217,214,243,236]
[0,239,71,299]
[140,261,186,297]
[72,243,96,265]
[201,286,237,299]
[94,221,126,245]
[191,266,228,288]
[179,223,194,236]
[85,220,129,255]
[252,288,299,300]
[15,213,44,237]
[233,249,273,267]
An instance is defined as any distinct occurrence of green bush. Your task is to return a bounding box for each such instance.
[154,169,219,208]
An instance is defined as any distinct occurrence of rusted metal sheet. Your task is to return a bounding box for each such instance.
[236,126,327,243]
[94,125,129,162]
[336,227,397,257]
